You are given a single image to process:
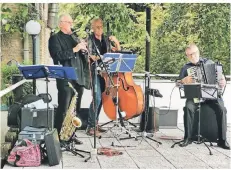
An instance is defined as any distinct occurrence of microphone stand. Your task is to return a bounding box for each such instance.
[84,32,114,162]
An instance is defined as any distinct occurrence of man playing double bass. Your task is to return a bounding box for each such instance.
[86,17,121,136]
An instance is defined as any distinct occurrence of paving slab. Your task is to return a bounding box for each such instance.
[126,149,162,157]
[97,152,138,169]
[62,154,100,169]
[3,165,23,169]
[132,156,176,169]
[3,126,231,169]
[164,154,211,169]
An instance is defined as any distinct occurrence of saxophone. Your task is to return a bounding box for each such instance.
[59,82,82,141]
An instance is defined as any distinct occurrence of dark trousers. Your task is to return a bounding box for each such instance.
[54,79,84,134]
[184,98,227,141]
[87,65,105,128]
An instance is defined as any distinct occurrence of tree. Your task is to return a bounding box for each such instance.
[59,3,230,75]
[153,3,230,74]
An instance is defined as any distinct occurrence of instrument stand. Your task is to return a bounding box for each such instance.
[60,140,90,158]
[84,33,114,163]
[104,54,143,146]
[135,72,162,145]
[100,119,137,128]
[171,84,213,155]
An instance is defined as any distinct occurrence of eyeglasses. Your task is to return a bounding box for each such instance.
[95,25,103,29]
[187,51,198,57]
[61,21,73,25]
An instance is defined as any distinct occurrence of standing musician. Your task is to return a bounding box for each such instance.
[48,14,91,144]
[86,18,121,136]
[178,43,230,149]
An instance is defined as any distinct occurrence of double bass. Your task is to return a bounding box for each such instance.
[101,63,144,120]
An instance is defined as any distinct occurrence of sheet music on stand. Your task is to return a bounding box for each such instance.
[103,53,137,72]
[18,65,77,80]
[179,83,218,101]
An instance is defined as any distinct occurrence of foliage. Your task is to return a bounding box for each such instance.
[1,3,40,44]
[59,3,146,72]
[154,3,230,74]
[59,3,230,75]
[1,62,33,105]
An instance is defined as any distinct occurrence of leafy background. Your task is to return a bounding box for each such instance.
[59,3,230,75]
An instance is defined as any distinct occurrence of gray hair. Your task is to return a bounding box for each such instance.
[58,14,72,24]
[186,43,199,51]
[91,17,103,29]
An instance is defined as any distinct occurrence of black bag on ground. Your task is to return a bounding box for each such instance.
[44,128,61,166]
[7,94,52,128]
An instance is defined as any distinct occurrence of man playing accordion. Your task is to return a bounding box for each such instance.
[178,43,230,150]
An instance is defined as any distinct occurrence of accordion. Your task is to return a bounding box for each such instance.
[187,62,224,99]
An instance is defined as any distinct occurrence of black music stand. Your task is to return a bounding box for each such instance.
[18,65,77,130]
[18,65,90,158]
[18,65,76,130]
[99,53,143,146]
[171,84,214,155]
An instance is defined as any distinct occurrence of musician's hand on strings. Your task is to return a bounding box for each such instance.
[111,47,117,52]
[109,36,119,44]
[181,76,194,84]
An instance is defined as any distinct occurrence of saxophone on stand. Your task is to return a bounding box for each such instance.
[59,82,82,141]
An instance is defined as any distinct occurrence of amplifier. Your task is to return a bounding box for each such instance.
[21,107,54,131]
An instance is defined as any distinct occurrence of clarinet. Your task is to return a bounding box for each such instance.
[70,29,88,56]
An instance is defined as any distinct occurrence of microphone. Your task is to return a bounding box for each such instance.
[99,58,116,68]
[85,24,91,34]
[103,58,116,64]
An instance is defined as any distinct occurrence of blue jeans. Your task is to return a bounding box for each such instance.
[87,72,102,128]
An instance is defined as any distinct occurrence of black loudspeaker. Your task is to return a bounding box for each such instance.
[77,108,89,130]
[140,107,157,133]
[21,108,54,131]
[191,104,220,142]
[44,128,61,166]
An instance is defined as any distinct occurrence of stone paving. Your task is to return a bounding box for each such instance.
[3,123,231,169]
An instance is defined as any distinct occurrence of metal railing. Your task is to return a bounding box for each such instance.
[0,79,31,98]
[0,73,230,98]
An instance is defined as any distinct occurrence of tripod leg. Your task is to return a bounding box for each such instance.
[119,136,136,140]
[127,120,137,127]
[146,136,162,145]
[75,149,90,154]
[74,151,85,158]
[171,140,184,148]
[84,155,91,162]
[203,142,213,155]
[99,120,114,127]
[64,146,85,158]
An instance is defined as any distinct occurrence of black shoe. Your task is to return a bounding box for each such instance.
[72,136,83,145]
[179,139,192,147]
[217,140,230,150]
